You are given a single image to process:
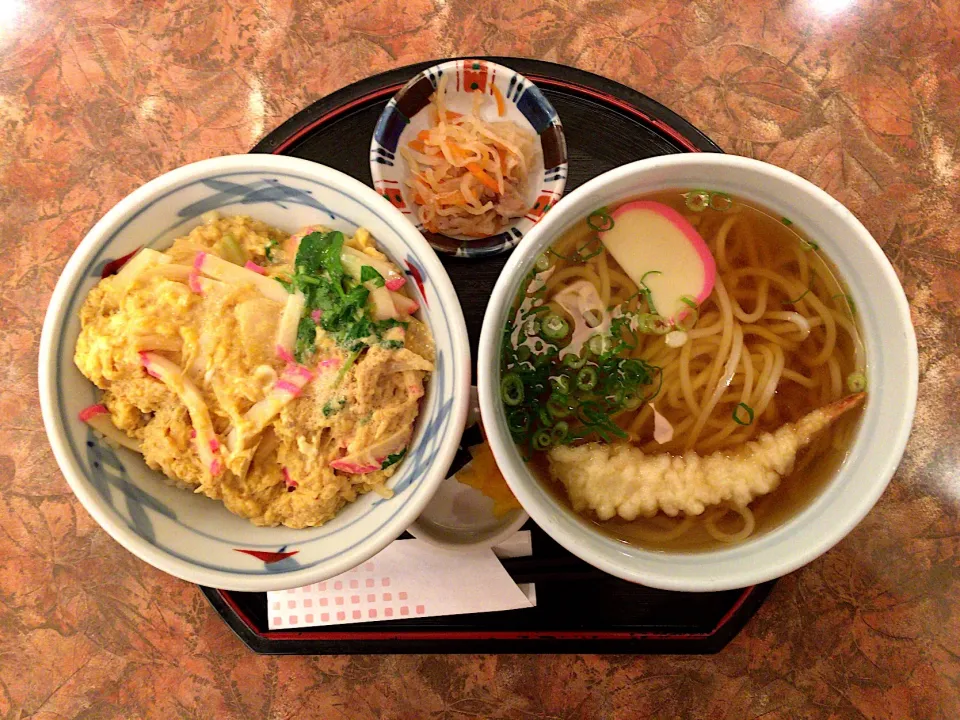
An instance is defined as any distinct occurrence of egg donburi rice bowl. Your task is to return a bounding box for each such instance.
[74,214,435,529]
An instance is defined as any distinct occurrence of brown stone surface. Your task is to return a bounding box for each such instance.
[2,0,958,717]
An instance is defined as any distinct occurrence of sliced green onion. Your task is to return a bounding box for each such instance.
[783,288,811,305]
[546,395,572,418]
[532,429,553,451]
[577,235,603,260]
[608,386,626,406]
[800,238,819,251]
[520,304,551,320]
[624,393,643,410]
[541,313,570,340]
[732,402,755,426]
[636,313,670,335]
[534,253,552,272]
[676,296,700,331]
[781,217,793,226]
[533,347,556,367]
[847,371,867,393]
[832,293,857,316]
[563,353,586,369]
[516,345,532,362]
[639,270,662,314]
[587,333,608,356]
[709,192,733,211]
[538,408,554,428]
[550,421,569,444]
[507,409,530,434]
[646,364,664,402]
[550,374,572,395]
[501,373,524,406]
[523,318,541,336]
[619,358,652,385]
[586,209,614,232]
[685,190,710,212]
[577,367,599,391]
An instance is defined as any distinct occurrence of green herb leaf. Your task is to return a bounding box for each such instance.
[294,316,317,363]
[381,448,407,470]
[334,348,362,387]
[320,232,345,282]
[322,397,347,417]
[265,238,279,263]
[360,265,385,288]
[295,231,332,275]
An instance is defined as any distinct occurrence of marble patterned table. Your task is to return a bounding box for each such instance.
[1,1,957,717]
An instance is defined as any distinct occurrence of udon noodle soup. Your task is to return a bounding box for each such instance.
[499,189,866,550]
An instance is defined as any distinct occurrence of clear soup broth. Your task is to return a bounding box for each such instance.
[500,189,865,551]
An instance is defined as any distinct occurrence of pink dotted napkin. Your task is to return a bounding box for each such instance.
[267,532,534,629]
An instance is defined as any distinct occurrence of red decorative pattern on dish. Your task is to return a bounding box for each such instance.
[461,59,489,94]
[404,261,427,308]
[234,549,299,563]
[100,247,141,278]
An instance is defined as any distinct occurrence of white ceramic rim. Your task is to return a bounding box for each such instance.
[478,153,918,591]
[38,154,471,591]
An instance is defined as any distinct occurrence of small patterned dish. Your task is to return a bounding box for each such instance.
[370,59,568,258]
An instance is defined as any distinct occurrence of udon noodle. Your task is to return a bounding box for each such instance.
[507,190,864,550]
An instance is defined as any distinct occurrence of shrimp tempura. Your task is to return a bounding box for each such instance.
[547,393,866,521]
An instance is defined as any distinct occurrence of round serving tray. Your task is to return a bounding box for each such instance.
[203,57,773,655]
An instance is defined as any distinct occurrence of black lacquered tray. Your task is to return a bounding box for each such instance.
[202,57,774,654]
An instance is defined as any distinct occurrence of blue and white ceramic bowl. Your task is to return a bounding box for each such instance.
[39,154,471,592]
[370,59,568,258]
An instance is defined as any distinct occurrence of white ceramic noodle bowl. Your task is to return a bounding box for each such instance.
[39,154,470,592]
[478,154,917,591]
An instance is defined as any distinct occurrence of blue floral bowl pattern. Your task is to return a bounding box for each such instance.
[39,155,471,592]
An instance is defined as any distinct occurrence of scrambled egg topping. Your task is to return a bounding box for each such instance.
[75,215,434,528]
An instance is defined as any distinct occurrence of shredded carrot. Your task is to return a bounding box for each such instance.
[416,130,431,142]
[466,163,500,194]
[446,111,462,121]
[437,191,466,206]
[413,193,424,204]
[448,143,467,162]
[407,139,425,153]
[491,84,506,117]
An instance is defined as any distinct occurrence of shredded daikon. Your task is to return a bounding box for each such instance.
[401,73,539,238]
